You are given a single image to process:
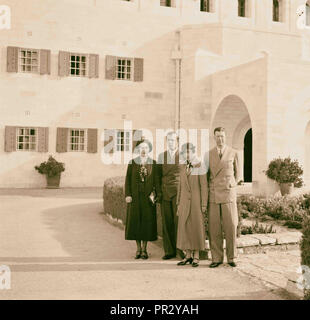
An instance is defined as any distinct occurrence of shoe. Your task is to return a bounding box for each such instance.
[141,251,148,260]
[228,262,237,267]
[192,258,199,267]
[135,251,141,259]
[162,254,176,260]
[209,262,223,268]
[177,257,193,266]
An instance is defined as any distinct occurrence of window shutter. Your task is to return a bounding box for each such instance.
[58,51,70,77]
[132,130,143,153]
[104,129,115,154]
[133,58,144,82]
[56,127,68,152]
[7,46,19,73]
[40,49,51,75]
[87,128,98,153]
[37,127,49,152]
[4,126,16,152]
[105,55,116,80]
[89,54,99,78]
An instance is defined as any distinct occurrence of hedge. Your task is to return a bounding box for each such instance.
[300,217,310,300]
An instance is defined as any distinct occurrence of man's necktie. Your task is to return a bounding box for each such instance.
[219,150,222,159]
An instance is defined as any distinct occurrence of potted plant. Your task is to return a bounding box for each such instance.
[35,155,65,189]
[265,157,303,196]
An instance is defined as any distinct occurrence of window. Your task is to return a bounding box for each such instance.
[69,129,86,151]
[70,54,87,77]
[306,2,310,26]
[16,127,37,151]
[201,0,211,12]
[19,49,39,73]
[160,0,171,7]
[116,58,132,80]
[238,0,246,17]
[116,130,130,152]
[273,0,280,22]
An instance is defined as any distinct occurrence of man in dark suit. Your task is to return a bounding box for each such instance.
[158,131,184,260]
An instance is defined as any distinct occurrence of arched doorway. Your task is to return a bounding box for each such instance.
[211,95,253,184]
[244,128,252,182]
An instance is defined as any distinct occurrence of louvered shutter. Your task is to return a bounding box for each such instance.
[87,128,98,153]
[104,129,115,154]
[56,128,68,152]
[58,51,70,76]
[132,130,143,153]
[4,126,16,152]
[89,54,99,78]
[105,55,116,80]
[40,49,51,75]
[7,46,19,72]
[133,58,143,82]
[37,127,49,152]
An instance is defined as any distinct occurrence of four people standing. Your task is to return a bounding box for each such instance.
[124,128,240,267]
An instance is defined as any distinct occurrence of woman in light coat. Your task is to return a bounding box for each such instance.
[176,143,208,267]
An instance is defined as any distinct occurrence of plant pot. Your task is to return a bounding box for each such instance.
[46,173,61,189]
[279,182,294,196]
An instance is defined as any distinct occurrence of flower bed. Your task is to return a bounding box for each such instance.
[238,193,310,229]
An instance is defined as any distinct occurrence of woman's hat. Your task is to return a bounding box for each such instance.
[136,139,153,152]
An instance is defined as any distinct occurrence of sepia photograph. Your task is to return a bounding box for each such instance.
[0,0,310,306]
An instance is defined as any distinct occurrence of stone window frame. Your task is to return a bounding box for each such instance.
[18,48,40,74]
[16,127,37,152]
[68,128,87,152]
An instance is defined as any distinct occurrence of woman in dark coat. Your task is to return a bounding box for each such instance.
[125,139,161,260]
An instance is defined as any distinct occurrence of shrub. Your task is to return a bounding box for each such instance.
[265,157,303,188]
[34,155,65,177]
[300,217,310,300]
[238,194,310,224]
[241,220,276,235]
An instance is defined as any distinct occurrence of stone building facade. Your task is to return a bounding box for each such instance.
[1,0,310,196]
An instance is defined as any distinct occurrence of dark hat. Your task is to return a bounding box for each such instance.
[136,139,153,152]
